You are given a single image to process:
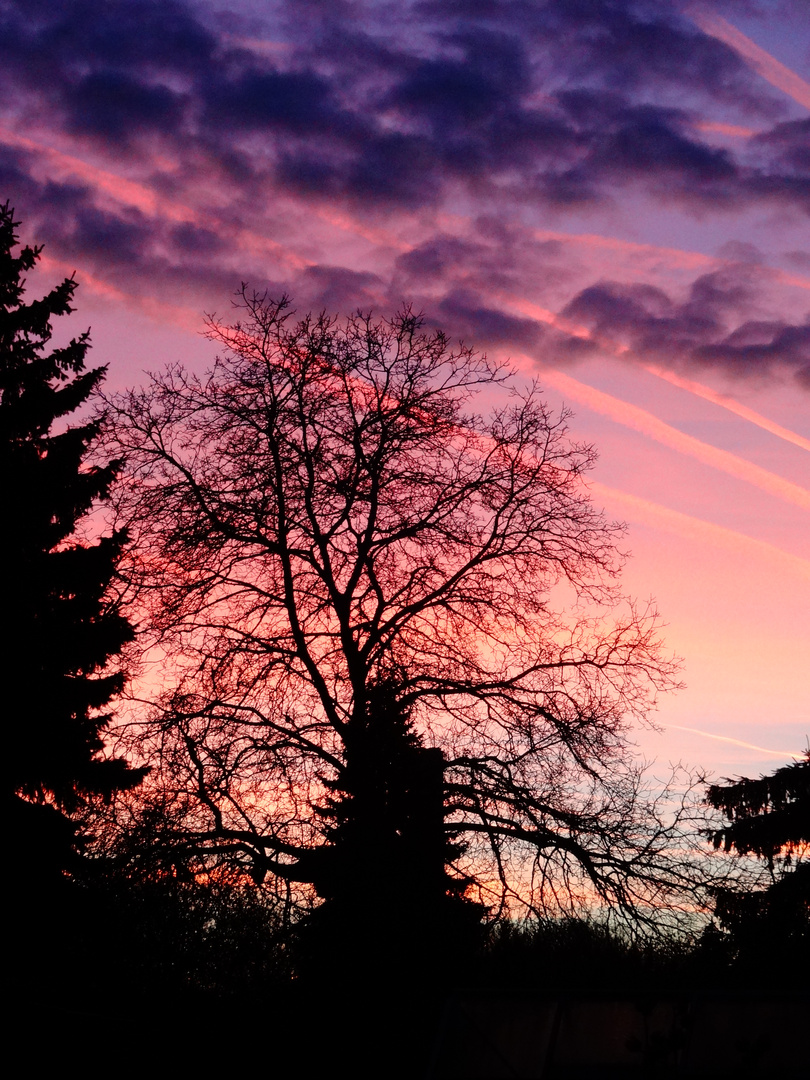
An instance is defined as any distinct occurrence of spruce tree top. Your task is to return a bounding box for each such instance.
[1,202,144,825]
[707,751,809,867]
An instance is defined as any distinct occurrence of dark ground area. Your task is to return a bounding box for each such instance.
[7,879,808,1078]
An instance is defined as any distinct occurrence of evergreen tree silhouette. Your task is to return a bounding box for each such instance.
[704,751,809,974]
[0,203,144,883]
[301,680,484,984]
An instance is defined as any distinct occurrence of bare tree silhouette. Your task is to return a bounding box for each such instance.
[103,291,707,952]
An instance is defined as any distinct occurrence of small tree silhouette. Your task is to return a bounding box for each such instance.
[301,679,484,980]
[0,203,144,882]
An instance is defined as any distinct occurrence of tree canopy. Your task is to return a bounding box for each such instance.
[0,203,144,874]
[103,290,706,935]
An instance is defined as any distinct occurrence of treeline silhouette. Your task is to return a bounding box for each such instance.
[4,201,806,1077]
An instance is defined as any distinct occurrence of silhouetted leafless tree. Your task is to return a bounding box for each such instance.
[103,291,709,938]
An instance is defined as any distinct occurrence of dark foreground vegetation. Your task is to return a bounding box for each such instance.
[9,864,808,1078]
[3,202,806,1077]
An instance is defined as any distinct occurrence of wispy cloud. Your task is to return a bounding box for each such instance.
[590,481,810,582]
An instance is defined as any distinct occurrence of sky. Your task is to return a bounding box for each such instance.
[2,0,807,785]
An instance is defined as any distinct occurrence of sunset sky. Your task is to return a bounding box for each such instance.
[3,0,807,784]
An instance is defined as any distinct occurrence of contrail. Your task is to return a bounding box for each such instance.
[644,365,810,453]
[588,480,810,583]
[667,724,803,760]
[688,6,810,112]
[531,227,718,271]
[533,367,810,512]
[498,296,810,460]
[529,228,810,293]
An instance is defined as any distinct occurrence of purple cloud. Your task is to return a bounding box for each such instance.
[1,0,807,392]
[2,0,807,212]
[561,265,810,386]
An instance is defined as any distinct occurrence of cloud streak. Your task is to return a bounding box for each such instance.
[665,724,803,759]
[590,481,810,583]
